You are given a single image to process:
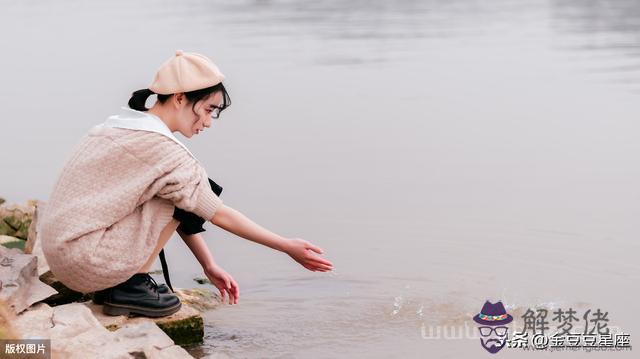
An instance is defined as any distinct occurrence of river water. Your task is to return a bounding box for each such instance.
[1,1,638,358]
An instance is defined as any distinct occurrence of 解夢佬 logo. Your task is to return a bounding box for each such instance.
[473,300,513,354]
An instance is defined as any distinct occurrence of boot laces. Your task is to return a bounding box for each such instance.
[142,273,160,293]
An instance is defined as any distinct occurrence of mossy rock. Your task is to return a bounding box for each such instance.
[13,219,31,240]
[0,236,25,251]
[0,221,15,237]
[155,313,204,346]
[175,288,220,312]
[0,240,25,251]
[0,216,31,240]
[0,202,35,240]
[2,216,21,232]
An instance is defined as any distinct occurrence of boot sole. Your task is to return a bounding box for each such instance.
[93,291,170,305]
[102,300,182,318]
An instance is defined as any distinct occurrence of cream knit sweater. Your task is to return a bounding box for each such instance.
[40,110,222,293]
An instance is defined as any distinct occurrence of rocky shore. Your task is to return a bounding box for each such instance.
[0,198,221,358]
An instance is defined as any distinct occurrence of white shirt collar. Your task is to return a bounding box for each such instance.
[100,107,197,160]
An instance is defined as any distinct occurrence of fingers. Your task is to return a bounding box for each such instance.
[223,278,236,305]
[230,279,240,304]
[233,278,240,304]
[307,253,333,268]
[309,260,333,271]
[226,278,239,305]
[219,287,233,305]
[219,287,226,303]
[297,249,334,272]
[310,263,333,272]
[218,276,239,305]
[306,242,324,254]
[302,259,333,272]
[217,283,233,305]
[303,263,317,272]
[315,263,333,271]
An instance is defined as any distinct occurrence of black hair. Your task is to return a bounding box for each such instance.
[127,82,231,116]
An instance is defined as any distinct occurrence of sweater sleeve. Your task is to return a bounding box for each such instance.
[154,161,223,221]
[111,129,223,221]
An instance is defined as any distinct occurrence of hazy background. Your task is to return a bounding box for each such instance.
[1,0,638,357]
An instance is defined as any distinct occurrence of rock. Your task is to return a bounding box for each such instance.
[24,202,45,259]
[56,327,131,359]
[153,305,204,346]
[22,201,51,277]
[0,201,35,240]
[0,235,20,243]
[15,303,127,358]
[144,343,194,358]
[175,288,221,312]
[50,302,106,337]
[0,247,58,314]
[0,220,14,239]
[86,300,205,346]
[201,353,234,359]
[0,198,5,206]
[113,320,175,350]
[10,302,55,338]
[115,321,193,358]
[14,302,194,358]
[0,299,19,339]
[193,277,211,285]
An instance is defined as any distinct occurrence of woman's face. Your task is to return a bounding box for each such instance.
[175,91,224,138]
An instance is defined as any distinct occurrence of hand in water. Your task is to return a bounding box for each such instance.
[284,238,333,272]
[204,264,239,305]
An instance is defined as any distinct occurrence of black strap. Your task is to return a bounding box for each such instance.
[158,248,174,293]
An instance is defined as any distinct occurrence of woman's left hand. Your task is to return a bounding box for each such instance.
[284,238,334,272]
[204,264,239,305]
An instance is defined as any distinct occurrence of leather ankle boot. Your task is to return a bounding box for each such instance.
[102,273,181,317]
[93,282,170,305]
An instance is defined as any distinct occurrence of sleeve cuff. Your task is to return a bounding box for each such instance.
[194,176,223,222]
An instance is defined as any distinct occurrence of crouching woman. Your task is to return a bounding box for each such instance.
[39,50,333,318]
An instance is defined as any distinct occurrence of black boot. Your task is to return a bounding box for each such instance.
[102,273,181,317]
[93,283,171,305]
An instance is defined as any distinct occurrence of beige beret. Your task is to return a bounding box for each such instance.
[149,50,225,95]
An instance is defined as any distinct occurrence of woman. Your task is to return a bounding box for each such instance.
[40,50,333,317]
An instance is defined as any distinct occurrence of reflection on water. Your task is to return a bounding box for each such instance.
[552,0,640,87]
[1,0,639,358]
[553,0,640,46]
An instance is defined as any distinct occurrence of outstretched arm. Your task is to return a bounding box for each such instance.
[210,204,333,272]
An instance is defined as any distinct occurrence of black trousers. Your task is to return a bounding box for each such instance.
[172,177,223,234]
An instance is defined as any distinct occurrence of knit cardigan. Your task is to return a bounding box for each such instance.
[40,109,222,293]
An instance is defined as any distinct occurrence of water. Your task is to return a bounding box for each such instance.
[1,0,639,357]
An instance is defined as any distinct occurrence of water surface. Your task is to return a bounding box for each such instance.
[1,1,638,357]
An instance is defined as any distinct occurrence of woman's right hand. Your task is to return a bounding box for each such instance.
[204,264,239,305]
[284,238,333,272]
